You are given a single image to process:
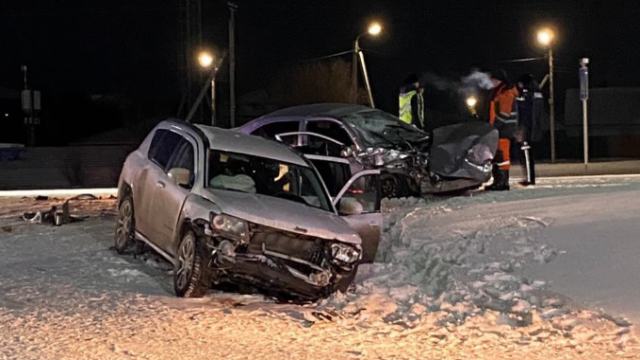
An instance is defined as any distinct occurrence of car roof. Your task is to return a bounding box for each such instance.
[193,124,308,166]
[258,103,373,120]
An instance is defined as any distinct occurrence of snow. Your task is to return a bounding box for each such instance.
[2,177,640,359]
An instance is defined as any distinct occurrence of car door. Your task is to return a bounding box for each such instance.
[307,155,382,263]
[148,135,197,255]
[137,129,183,239]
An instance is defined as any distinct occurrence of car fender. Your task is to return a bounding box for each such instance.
[172,194,221,250]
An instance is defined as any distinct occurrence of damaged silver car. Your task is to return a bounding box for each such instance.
[114,120,381,299]
[238,103,498,197]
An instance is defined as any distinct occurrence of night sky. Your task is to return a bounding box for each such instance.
[2,0,640,143]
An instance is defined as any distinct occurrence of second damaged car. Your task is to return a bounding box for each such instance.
[114,120,381,300]
[238,103,498,197]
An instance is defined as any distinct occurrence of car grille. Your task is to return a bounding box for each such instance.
[249,228,326,266]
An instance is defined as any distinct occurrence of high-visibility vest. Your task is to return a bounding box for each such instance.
[489,85,519,127]
[399,90,416,124]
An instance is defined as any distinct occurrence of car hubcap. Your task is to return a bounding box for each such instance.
[115,200,132,248]
[176,234,195,290]
[381,177,398,197]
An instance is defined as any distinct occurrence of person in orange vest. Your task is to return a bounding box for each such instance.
[486,70,519,191]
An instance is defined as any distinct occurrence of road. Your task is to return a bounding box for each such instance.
[1,176,639,359]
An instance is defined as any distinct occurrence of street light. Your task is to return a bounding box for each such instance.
[352,21,382,107]
[198,51,218,126]
[367,22,382,36]
[465,95,478,117]
[537,27,556,162]
[186,50,222,125]
[197,51,214,68]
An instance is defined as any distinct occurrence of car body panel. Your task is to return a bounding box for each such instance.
[199,188,361,245]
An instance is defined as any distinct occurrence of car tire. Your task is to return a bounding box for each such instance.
[114,195,135,254]
[174,230,209,298]
[381,173,399,198]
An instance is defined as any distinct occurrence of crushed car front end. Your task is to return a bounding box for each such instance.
[204,216,361,299]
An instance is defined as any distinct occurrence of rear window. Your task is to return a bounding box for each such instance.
[148,129,183,169]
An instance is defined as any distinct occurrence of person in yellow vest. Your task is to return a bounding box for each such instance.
[398,74,425,130]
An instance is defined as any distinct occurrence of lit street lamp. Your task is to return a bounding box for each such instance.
[537,27,556,162]
[465,95,478,117]
[192,50,219,126]
[352,21,382,107]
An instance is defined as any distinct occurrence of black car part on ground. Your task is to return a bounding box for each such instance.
[428,121,498,183]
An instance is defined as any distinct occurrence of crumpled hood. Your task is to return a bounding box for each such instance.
[201,189,361,246]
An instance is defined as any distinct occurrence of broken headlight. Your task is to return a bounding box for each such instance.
[330,243,361,266]
[210,213,250,243]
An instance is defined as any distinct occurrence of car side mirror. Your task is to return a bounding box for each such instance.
[338,197,364,216]
[167,167,191,187]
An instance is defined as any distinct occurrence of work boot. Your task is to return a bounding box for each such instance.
[486,169,510,191]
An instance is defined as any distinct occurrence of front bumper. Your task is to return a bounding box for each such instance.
[209,226,359,300]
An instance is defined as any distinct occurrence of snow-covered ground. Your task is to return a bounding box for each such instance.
[1,176,640,359]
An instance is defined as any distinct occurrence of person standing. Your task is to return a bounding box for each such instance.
[486,70,519,191]
[399,74,425,130]
[516,74,546,185]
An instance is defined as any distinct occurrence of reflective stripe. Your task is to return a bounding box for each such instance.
[496,161,511,166]
[399,90,416,124]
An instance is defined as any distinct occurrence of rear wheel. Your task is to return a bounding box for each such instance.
[174,230,209,298]
[114,196,135,254]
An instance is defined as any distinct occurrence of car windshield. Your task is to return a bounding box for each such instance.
[208,150,333,212]
[342,109,429,147]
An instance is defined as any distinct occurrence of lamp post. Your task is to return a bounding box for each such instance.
[352,21,382,107]
[197,51,218,126]
[537,28,556,162]
[465,95,478,118]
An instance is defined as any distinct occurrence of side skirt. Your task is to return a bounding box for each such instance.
[134,231,177,266]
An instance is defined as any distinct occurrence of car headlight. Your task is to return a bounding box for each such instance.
[210,213,250,243]
[330,243,361,266]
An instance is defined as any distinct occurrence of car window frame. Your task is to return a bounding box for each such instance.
[251,119,304,146]
[165,137,197,189]
[148,127,200,188]
[302,117,361,151]
[148,129,184,170]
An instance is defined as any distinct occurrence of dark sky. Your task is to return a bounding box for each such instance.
[2,0,640,120]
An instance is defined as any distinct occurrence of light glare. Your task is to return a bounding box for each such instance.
[197,51,214,68]
[537,28,554,46]
[368,22,382,36]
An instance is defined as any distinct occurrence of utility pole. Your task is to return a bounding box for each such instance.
[228,2,238,128]
[548,46,556,163]
[579,58,590,167]
[351,40,359,103]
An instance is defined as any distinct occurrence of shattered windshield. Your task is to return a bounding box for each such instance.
[207,150,332,212]
[342,109,429,148]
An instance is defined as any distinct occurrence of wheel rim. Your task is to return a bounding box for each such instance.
[381,177,398,198]
[115,200,132,248]
[176,234,195,290]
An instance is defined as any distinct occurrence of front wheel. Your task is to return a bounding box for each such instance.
[174,230,210,298]
[114,196,135,254]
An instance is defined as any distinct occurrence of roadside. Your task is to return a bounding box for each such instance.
[1,178,640,359]
[511,159,640,178]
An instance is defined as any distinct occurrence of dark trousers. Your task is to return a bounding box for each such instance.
[512,127,536,184]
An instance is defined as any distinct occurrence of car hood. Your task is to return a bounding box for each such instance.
[201,189,361,246]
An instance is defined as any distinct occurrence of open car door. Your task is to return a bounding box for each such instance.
[306,153,382,263]
[276,131,382,262]
[331,169,382,263]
